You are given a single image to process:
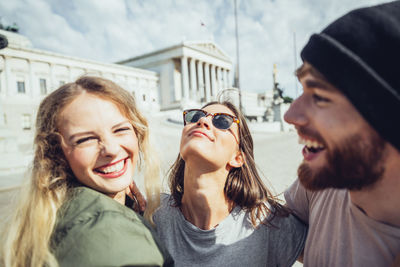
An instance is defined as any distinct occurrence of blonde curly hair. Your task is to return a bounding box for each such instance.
[1,76,160,267]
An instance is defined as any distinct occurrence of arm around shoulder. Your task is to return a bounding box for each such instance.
[275,213,308,267]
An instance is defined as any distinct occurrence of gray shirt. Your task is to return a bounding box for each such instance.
[285,179,400,267]
[154,194,307,267]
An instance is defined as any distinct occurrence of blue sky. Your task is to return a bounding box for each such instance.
[0,0,390,98]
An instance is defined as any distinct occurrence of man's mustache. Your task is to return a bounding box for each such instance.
[296,127,326,146]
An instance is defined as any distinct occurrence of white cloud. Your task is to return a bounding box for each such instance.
[0,0,391,97]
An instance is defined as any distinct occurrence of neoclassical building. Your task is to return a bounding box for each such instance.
[0,30,275,154]
[118,41,233,110]
[0,29,159,153]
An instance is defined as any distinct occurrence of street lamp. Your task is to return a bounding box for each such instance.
[234,0,243,112]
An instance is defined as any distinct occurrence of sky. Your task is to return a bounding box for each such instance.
[0,0,391,98]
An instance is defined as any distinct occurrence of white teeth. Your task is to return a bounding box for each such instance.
[97,160,125,174]
[298,137,324,149]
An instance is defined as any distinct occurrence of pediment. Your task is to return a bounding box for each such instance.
[186,42,231,62]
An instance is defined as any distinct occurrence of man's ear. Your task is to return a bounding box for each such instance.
[228,151,244,168]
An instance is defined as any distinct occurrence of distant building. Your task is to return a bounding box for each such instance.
[118,41,233,110]
[218,89,269,122]
[0,29,159,152]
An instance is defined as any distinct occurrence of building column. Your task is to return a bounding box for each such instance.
[181,56,189,100]
[68,66,73,82]
[0,57,4,126]
[4,56,12,97]
[223,69,229,89]
[0,56,4,97]
[204,63,211,102]
[197,61,204,102]
[210,65,216,99]
[227,70,231,88]
[0,56,5,122]
[28,59,34,97]
[50,63,55,92]
[215,67,220,93]
[189,58,197,101]
[217,67,223,93]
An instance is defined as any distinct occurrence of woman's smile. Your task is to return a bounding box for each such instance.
[94,157,129,178]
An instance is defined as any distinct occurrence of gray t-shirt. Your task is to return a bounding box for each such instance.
[153,194,307,267]
[285,179,400,267]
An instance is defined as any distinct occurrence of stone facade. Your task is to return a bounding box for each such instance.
[118,41,233,110]
[0,29,159,150]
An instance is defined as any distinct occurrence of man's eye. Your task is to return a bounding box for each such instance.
[75,137,96,145]
[312,94,330,103]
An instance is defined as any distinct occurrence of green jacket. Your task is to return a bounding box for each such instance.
[51,186,174,267]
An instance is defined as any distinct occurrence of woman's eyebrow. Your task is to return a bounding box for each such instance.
[111,120,131,129]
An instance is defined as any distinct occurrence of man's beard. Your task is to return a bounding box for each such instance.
[298,132,386,191]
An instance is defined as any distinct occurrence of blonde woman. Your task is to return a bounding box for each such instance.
[1,76,173,267]
[154,101,306,266]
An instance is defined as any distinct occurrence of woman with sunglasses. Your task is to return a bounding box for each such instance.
[153,101,307,266]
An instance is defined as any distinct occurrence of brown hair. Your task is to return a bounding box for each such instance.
[2,76,160,267]
[168,100,289,227]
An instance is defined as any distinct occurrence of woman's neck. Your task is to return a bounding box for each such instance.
[181,162,233,230]
[108,190,126,205]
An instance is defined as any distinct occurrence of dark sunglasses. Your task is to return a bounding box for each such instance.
[183,109,240,130]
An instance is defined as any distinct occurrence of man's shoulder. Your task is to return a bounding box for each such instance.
[285,179,349,223]
[286,179,348,203]
[309,187,348,209]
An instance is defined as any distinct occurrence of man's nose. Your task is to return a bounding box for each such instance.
[284,95,308,126]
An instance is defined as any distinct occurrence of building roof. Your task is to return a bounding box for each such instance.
[117,40,232,65]
[0,29,33,49]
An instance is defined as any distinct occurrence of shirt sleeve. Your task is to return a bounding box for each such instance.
[55,210,173,267]
[272,213,308,267]
[284,179,311,224]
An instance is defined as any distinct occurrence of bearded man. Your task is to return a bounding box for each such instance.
[284,1,400,266]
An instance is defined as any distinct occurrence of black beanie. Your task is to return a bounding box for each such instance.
[301,0,400,151]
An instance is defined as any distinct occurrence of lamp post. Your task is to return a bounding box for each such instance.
[293,31,298,97]
[234,0,243,112]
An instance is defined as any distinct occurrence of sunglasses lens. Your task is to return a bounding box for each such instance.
[212,114,233,129]
[185,110,205,124]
